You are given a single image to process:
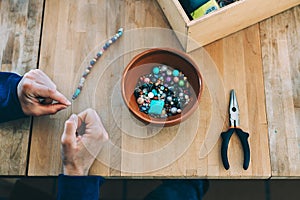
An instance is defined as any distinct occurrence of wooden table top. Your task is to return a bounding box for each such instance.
[0,0,299,178]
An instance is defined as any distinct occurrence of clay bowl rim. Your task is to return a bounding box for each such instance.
[121,47,203,126]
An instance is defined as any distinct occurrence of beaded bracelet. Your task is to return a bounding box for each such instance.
[71,28,124,101]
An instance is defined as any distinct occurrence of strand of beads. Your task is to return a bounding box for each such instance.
[71,28,124,101]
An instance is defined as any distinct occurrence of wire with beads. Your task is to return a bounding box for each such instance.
[71,28,124,101]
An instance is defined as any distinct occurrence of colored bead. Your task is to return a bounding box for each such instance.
[148,92,154,98]
[97,51,103,57]
[166,76,171,82]
[172,69,179,76]
[173,77,179,83]
[152,67,160,74]
[137,97,144,104]
[177,109,182,113]
[170,107,177,114]
[161,65,167,71]
[79,77,85,84]
[148,100,165,115]
[178,80,185,87]
[90,60,96,65]
[74,88,81,96]
[151,89,158,96]
[166,70,172,76]
[167,96,172,102]
[144,77,150,83]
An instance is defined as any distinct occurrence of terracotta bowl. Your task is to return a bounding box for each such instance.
[121,48,203,126]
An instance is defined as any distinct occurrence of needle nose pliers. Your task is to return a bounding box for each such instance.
[221,90,250,170]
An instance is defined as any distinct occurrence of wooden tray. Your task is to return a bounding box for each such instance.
[157,0,300,52]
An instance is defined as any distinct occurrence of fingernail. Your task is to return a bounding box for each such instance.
[66,99,72,106]
[70,114,77,122]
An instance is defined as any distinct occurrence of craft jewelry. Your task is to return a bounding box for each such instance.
[71,28,124,101]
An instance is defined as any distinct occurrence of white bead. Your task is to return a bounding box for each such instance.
[148,92,154,98]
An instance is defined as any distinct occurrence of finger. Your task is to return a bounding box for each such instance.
[26,69,57,89]
[61,114,78,147]
[32,82,71,106]
[78,108,100,124]
[30,103,68,116]
[78,108,109,140]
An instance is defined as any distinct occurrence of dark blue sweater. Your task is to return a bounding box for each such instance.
[0,72,26,122]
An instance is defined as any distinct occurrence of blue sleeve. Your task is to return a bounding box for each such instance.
[0,72,27,123]
[144,180,208,200]
[57,174,105,200]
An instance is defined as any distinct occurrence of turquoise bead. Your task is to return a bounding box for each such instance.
[172,69,179,76]
[148,100,165,115]
[75,88,81,96]
[152,67,160,74]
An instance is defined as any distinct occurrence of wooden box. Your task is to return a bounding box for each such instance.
[157,0,300,52]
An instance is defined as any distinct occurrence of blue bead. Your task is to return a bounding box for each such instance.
[90,60,96,65]
[97,52,103,57]
[111,37,116,42]
[105,42,110,47]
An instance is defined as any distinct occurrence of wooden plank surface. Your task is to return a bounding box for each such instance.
[260,5,300,177]
[28,0,270,178]
[0,0,43,175]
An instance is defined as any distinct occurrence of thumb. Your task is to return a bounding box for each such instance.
[61,114,78,147]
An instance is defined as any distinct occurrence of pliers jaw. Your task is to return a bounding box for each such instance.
[229,89,240,127]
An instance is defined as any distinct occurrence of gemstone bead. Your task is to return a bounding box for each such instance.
[172,69,179,76]
[90,60,96,65]
[173,77,179,83]
[178,80,185,87]
[137,97,144,104]
[161,65,167,71]
[148,92,154,98]
[97,51,103,57]
[152,67,160,74]
[170,107,177,114]
[166,70,172,76]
